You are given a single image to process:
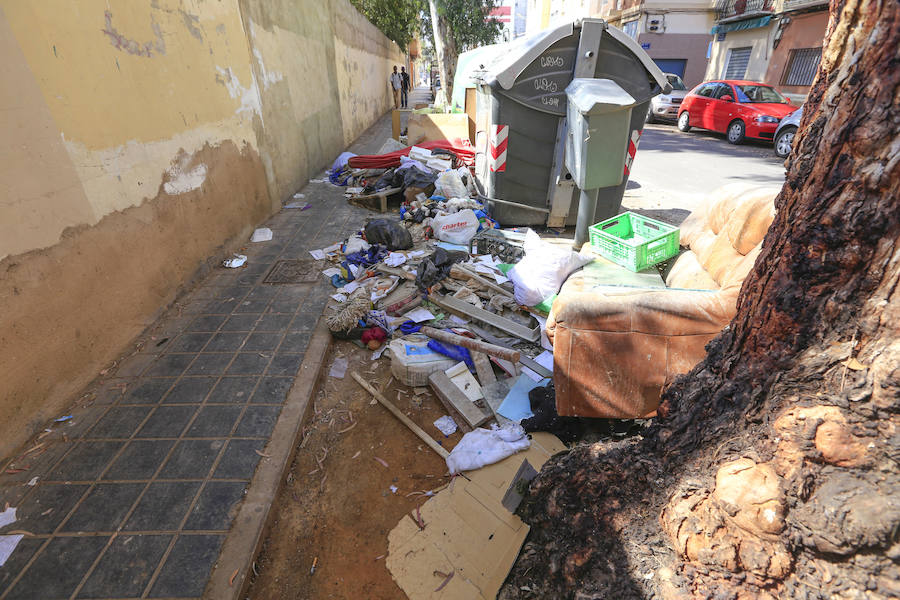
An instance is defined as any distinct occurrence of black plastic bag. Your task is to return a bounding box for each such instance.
[364,219,413,250]
[416,247,467,291]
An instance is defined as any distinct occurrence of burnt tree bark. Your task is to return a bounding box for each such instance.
[501,0,899,598]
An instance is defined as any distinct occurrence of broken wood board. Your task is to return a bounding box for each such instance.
[472,351,497,388]
[386,432,566,599]
[406,112,470,145]
[430,294,540,342]
[445,362,484,402]
[429,370,491,430]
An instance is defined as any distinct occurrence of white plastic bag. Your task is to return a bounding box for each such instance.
[223,254,247,268]
[432,209,479,245]
[250,228,273,243]
[508,229,592,306]
[445,423,530,474]
[435,169,467,199]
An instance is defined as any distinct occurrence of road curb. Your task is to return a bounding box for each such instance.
[204,317,333,599]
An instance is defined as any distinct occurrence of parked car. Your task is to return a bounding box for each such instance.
[774,106,804,158]
[646,73,689,123]
[677,80,796,145]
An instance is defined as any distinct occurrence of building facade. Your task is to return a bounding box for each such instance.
[706,0,827,103]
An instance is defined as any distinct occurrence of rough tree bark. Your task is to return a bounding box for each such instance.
[427,0,457,103]
[501,0,899,598]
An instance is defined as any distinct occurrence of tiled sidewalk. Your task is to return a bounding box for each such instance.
[0,91,426,599]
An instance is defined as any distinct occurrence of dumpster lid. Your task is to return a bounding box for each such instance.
[566,78,637,114]
[604,24,672,94]
[481,21,575,90]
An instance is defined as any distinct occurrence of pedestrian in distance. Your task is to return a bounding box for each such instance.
[400,66,411,108]
[390,66,402,109]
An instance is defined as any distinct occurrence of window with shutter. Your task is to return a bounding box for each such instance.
[782,47,822,86]
[723,47,752,79]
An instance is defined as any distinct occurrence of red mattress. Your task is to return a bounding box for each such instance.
[347,139,476,169]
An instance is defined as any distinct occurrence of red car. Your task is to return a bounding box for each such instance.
[677,80,797,145]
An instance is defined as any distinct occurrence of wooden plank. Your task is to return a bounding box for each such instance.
[430,294,540,342]
[429,370,492,429]
[376,263,416,281]
[449,264,515,299]
[472,351,497,388]
[352,372,449,459]
[420,326,520,362]
[519,355,552,379]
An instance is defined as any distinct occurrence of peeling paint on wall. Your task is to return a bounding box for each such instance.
[101,10,166,57]
[215,65,264,125]
[163,154,208,195]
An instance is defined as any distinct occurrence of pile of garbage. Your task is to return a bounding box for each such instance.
[306,172,593,472]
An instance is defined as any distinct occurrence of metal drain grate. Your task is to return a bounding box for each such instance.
[263,259,323,284]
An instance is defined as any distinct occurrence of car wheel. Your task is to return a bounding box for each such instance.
[646,109,655,124]
[727,120,746,145]
[774,126,796,158]
[677,111,691,132]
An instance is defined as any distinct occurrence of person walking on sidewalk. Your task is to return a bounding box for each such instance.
[390,66,402,109]
[400,66,411,108]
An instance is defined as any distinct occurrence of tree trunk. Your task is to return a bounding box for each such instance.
[501,0,900,598]
[427,0,457,104]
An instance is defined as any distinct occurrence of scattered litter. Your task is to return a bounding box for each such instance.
[365,219,413,250]
[384,252,408,267]
[402,307,436,323]
[309,178,327,183]
[284,202,311,210]
[26,477,38,486]
[309,556,318,575]
[322,267,342,278]
[433,415,458,436]
[522,350,554,382]
[446,423,531,474]
[54,415,73,423]
[445,361,484,402]
[330,293,347,303]
[374,456,389,468]
[390,485,399,494]
[434,570,455,592]
[371,345,388,360]
[293,193,305,199]
[309,249,327,260]
[0,507,16,529]
[0,535,24,568]
[323,242,342,254]
[250,228,273,243]
[254,450,272,458]
[498,374,551,422]
[448,315,468,325]
[351,451,361,459]
[842,357,868,371]
[329,357,349,379]
[223,254,247,268]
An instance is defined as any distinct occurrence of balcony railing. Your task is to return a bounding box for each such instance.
[714,0,774,21]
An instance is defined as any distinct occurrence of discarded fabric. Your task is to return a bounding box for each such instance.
[445,423,531,474]
[364,220,413,250]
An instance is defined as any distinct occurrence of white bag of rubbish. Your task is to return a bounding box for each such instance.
[446,423,531,474]
[432,209,479,245]
[434,169,468,200]
[250,228,273,243]
[508,229,592,306]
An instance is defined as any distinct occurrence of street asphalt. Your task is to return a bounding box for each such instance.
[623,122,787,215]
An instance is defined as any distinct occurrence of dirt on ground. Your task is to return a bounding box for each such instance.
[247,341,463,599]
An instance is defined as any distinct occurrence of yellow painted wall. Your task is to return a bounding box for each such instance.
[0,0,403,457]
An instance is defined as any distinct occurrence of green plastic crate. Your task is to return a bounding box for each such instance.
[589,212,680,272]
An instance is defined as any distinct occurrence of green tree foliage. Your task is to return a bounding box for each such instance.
[349,0,420,50]
[419,0,503,51]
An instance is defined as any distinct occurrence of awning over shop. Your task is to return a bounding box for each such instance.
[711,15,772,35]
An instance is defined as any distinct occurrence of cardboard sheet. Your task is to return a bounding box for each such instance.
[386,432,565,599]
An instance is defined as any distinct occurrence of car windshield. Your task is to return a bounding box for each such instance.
[666,74,687,91]
[734,84,788,104]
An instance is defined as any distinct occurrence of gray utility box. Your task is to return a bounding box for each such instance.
[473,19,670,227]
[565,78,638,190]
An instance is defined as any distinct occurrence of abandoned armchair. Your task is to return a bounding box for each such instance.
[547,184,778,418]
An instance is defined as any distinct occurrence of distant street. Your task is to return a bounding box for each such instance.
[623,122,787,215]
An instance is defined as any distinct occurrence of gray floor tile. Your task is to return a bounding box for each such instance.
[148,534,224,598]
[135,406,198,438]
[242,332,283,352]
[208,377,258,403]
[121,378,176,404]
[76,534,171,599]
[268,353,304,377]
[183,352,235,376]
[185,406,243,438]
[255,313,294,331]
[102,440,175,480]
[251,377,293,404]
[183,482,246,530]
[60,482,144,532]
[226,352,272,375]
[143,353,196,378]
[124,481,202,531]
[279,331,312,353]
[162,376,217,403]
[166,332,213,353]
[158,440,224,479]
[4,536,108,600]
[48,442,125,481]
[212,440,265,480]
[205,331,249,352]
[186,314,227,332]
[85,406,152,440]
[0,537,44,596]
[2,483,89,534]
[234,406,282,438]
[221,314,260,332]
[113,353,158,378]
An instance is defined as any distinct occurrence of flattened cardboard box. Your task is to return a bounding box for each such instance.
[386,432,565,599]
